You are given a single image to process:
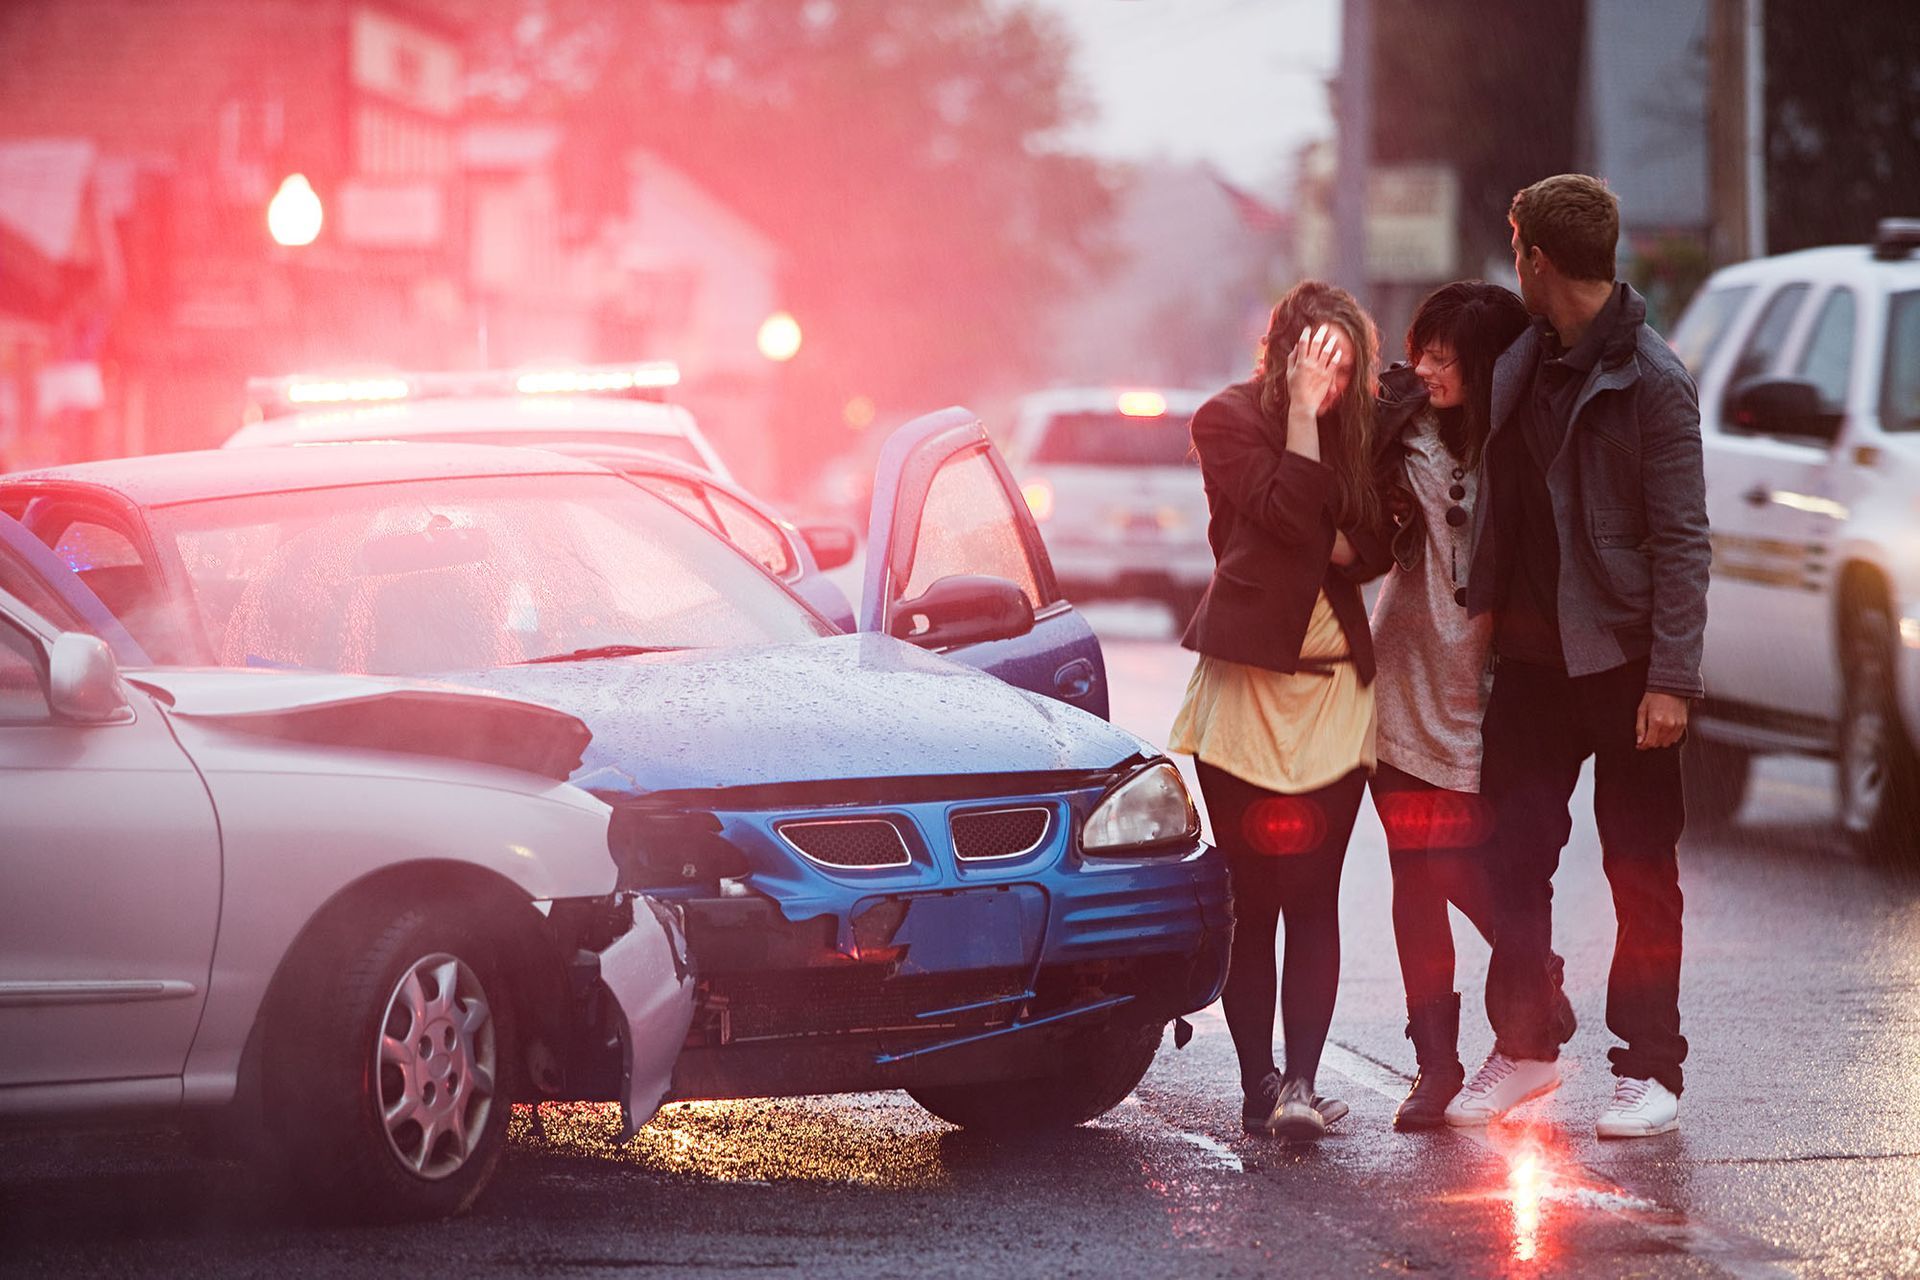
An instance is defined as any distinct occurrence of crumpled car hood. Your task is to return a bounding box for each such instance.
[437,633,1149,797]
[128,667,591,781]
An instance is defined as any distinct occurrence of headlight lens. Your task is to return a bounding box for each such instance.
[1083,761,1200,854]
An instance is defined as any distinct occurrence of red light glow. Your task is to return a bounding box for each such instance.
[1376,790,1493,851]
[1242,795,1327,855]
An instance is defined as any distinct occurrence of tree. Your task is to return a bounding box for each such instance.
[1765,0,1920,252]
[472,0,1113,487]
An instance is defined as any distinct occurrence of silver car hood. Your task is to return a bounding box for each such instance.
[127,667,592,782]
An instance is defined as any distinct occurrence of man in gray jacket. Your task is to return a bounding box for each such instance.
[1444,174,1710,1138]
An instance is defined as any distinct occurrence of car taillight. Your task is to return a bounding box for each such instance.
[1022,478,1054,522]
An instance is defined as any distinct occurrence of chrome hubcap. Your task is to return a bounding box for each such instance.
[376,953,495,1181]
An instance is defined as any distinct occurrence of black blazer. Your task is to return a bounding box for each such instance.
[1179,379,1393,682]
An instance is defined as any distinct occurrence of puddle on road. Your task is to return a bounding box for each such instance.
[511,1099,957,1189]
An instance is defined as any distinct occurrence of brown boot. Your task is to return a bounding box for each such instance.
[1394,993,1464,1131]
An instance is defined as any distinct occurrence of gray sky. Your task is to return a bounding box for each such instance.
[1024,0,1341,194]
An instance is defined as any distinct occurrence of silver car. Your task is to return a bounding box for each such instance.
[0,557,695,1222]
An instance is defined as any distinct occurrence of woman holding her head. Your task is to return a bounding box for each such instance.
[1171,281,1391,1142]
[1367,281,1570,1129]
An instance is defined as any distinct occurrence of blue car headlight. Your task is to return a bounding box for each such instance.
[1083,761,1200,854]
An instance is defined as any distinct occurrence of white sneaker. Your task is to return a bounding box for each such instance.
[1442,1052,1560,1127]
[1596,1076,1679,1138]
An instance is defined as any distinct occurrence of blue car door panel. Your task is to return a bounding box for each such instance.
[862,408,1108,718]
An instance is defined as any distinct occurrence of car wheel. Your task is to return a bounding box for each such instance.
[1839,594,1920,864]
[1681,736,1750,831]
[907,1020,1163,1133]
[264,902,516,1222]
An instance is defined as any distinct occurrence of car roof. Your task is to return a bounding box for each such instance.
[224,395,701,448]
[2,441,614,508]
[1705,243,1920,292]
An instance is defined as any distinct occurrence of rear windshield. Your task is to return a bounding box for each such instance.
[403,430,709,471]
[1029,413,1195,467]
[1883,289,1920,433]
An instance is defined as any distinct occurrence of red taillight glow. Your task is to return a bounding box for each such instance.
[1117,390,1168,418]
[1022,479,1054,522]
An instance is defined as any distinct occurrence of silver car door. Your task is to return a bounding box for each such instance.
[0,593,221,1092]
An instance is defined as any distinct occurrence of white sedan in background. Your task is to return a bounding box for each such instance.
[0,555,694,1222]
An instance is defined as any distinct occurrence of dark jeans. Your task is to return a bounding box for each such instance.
[1368,761,1498,1004]
[1482,657,1689,1094]
[1196,761,1367,1094]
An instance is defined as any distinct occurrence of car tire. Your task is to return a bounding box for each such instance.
[263,901,516,1222]
[1681,736,1750,831]
[906,1020,1163,1133]
[1839,593,1920,865]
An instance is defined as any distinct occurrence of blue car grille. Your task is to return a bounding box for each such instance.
[950,806,1052,860]
[776,818,912,869]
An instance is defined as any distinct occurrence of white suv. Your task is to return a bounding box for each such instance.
[1672,218,1920,860]
[1006,387,1214,624]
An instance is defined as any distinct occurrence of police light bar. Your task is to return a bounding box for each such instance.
[513,363,681,395]
[246,361,681,418]
[1116,390,1168,418]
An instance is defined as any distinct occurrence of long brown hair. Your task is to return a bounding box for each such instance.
[1253,280,1380,535]
[1406,280,1531,470]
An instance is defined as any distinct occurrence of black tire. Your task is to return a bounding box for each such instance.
[1839,593,1920,865]
[1681,736,1751,831]
[907,1021,1163,1133]
[262,901,517,1222]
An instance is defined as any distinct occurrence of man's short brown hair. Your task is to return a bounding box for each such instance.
[1509,174,1619,283]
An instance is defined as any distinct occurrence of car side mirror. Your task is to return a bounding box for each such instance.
[47,631,132,722]
[799,522,859,572]
[1726,377,1843,443]
[890,574,1035,649]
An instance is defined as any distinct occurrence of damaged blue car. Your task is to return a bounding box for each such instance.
[0,410,1229,1130]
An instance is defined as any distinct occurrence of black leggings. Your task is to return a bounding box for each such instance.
[1368,761,1497,1005]
[1196,761,1367,1093]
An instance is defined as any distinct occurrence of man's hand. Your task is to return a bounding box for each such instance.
[1636,691,1689,750]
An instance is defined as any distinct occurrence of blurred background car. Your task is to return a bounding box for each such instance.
[1672,217,1920,863]
[1005,387,1214,627]
[0,419,1229,1133]
[227,364,735,481]
[0,531,694,1222]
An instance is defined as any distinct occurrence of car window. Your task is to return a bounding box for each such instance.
[0,547,83,633]
[904,446,1044,608]
[1030,412,1196,467]
[1794,288,1857,414]
[629,475,721,530]
[1668,284,1754,378]
[0,614,50,721]
[1725,283,1810,391]
[41,517,183,659]
[1883,289,1920,434]
[414,430,710,470]
[153,473,831,677]
[706,490,796,579]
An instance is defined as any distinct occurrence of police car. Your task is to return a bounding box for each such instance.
[1673,218,1920,860]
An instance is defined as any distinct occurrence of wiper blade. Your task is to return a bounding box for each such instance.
[513,644,684,665]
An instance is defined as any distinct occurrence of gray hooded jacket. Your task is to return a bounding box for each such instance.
[1466,284,1711,698]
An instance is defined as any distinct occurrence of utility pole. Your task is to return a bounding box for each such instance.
[1333,0,1371,305]
[1707,0,1765,265]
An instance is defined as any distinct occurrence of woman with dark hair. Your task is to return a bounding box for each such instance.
[1171,280,1391,1141]
[1368,280,1568,1129]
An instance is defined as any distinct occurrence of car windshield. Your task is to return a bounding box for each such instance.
[1883,289,1920,433]
[1029,412,1195,466]
[151,473,830,676]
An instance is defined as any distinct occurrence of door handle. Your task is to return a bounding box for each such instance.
[1742,484,1771,508]
[1053,658,1096,700]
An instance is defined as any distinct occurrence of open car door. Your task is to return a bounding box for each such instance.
[861,407,1108,719]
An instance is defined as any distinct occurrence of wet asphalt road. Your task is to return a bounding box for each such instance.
[5,605,1920,1278]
